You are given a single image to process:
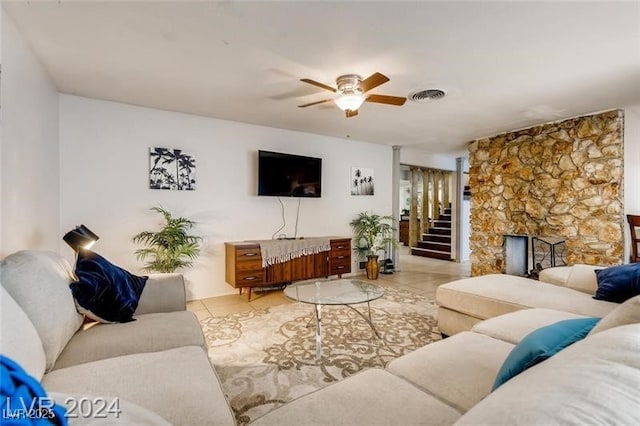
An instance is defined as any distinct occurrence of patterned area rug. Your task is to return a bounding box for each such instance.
[200,287,441,425]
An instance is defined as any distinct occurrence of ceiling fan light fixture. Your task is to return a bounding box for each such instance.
[334,93,365,111]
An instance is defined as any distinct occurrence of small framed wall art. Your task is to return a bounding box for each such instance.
[149,147,196,191]
[351,167,374,196]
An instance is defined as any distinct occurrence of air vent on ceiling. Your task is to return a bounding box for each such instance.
[408,89,446,102]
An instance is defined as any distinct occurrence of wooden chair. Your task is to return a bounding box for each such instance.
[627,215,640,263]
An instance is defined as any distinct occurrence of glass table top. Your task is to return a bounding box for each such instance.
[284,278,384,305]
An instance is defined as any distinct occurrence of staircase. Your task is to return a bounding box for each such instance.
[411,207,452,260]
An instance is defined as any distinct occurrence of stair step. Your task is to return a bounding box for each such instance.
[410,247,452,261]
[429,227,452,235]
[421,234,451,243]
[416,241,451,252]
[434,220,451,228]
[444,208,452,215]
[438,215,452,221]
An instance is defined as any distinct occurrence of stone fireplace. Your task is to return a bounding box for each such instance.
[468,110,624,276]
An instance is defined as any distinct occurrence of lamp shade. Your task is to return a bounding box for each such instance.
[63,225,99,252]
[334,93,365,111]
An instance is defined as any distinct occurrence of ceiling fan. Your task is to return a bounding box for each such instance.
[298,72,406,118]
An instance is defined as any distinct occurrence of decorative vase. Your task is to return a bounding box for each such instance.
[366,255,380,280]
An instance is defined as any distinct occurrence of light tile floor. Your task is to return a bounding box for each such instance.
[187,247,471,318]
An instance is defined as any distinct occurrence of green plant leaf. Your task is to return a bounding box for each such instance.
[132,205,203,273]
[349,211,397,259]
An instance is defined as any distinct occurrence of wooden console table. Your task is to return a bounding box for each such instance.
[225,237,351,300]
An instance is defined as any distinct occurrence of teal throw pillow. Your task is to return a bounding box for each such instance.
[492,317,600,391]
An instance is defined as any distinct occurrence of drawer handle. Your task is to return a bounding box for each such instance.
[243,276,258,281]
[336,265,345,269]
[243,253,258,257]
[336,255,345,259]
[336,245,345,249]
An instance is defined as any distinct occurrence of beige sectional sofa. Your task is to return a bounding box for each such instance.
[252,269,640,425]
[5,251,639,425]
[436,265,618,336]
[0,250,235,425]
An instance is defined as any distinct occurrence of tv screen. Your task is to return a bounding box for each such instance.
[258,150,322,197]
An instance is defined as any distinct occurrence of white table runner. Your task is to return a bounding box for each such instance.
[258,238,331,267]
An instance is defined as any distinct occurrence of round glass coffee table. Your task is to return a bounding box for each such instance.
[284,278,385,360]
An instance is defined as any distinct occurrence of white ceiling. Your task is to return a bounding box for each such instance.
[4,1,640,156]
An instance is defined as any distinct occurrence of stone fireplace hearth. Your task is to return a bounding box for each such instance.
[469,110,624,276]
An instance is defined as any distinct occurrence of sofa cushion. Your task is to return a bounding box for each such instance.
[538,266,571,286]
[437,307,484,336]
[42,346,235,426]
[565,264,600,294]
[594,263,640,303]
[53,311,205,370]
[134,273,186,315]
[388,331,513,412]
[457,324,640,425]
[589,294,640,336]
[251,368,461,425]
[492,317,600,390]
[70,250,147,323]
[472,308,585,344]
[436,274,617,322]
[0,287,46,380]
[50,393,171,425]
[0,251,84,371]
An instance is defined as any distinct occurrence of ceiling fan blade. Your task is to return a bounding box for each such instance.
[300,78,337,92]
[298,99,333,108]
[366,94,407,106]
[360,72,390,92]
[346,109,359,118]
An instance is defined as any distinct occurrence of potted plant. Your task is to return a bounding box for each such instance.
[133,206,203,273]
[349,212,396,280]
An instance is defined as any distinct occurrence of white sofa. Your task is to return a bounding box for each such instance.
[251,269,640,425]
[252,305,640,425]
[436,265,618,336]
[0,250,235,425]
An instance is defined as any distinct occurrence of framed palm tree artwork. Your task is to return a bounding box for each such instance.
[351,167,374,196]
[149,147,196,191]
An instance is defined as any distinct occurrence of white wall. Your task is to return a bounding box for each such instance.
[624,103,640,213]
[0,6,3,252]
[0,11,60,256]
[59,95,393,300]
[623,102,640,261]
[400,147,457,171]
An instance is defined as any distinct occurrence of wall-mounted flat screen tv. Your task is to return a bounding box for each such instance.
[258,150,322,197]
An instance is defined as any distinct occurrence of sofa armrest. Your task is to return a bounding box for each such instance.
[134,273,186,314]
[566,264,601,294]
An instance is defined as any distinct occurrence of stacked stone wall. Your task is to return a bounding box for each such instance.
[468,110,624,276]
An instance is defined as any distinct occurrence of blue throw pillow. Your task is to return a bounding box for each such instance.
[593,263,640,303]
[70,250,147,323]
[492,317,600,391]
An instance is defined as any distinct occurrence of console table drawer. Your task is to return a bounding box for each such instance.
[330,250,350,261]
[235,269,264,285]
[330,261,350,275]
[330,240,351,251]
[236,247,262,263]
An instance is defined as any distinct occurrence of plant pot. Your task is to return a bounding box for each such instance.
[366,255,380,280]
